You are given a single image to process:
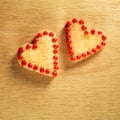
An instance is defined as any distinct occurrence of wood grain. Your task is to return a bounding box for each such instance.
[0,0,120,120]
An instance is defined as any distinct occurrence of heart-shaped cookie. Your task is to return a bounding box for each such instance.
[17,30,59,77]
[65,18,107,62]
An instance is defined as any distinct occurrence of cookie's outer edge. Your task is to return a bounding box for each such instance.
[17,30,59,77]
[65,18,107,63]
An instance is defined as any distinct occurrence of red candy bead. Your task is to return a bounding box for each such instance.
[33,65,38,71]
[96,45,101,49]
[32,44,37,50]
[43,31,48,35]
[67,45,72,50]
[92,48,96,53]
[72,18,78,23]
[40,67,44,73]
[102,35,107,41]
[54,66,59,70]
[26,44,31,49]
[81,25,87,31]
[28,63,32,68]
[101,41,106,46]
[91,29,96,34]
[76,55,81,59]
[53,49,58,54]
[45,69,50,74]
[53,61,58,66]
[53,44,58,49]
[18,55,23,60]
[18,47,24,54]
[52,38,57,43]
[65,27,70,33]
[66,21,72,27]
[66,40,71,44]
[87,51,91,55]
[69,51,74,56]
[49,32,54,37]
[66,34,71,38]
[81,53,86,57]
[33,38,38,44]
[53,56,58,60]
[70,57,75,61]
[52,71,57,77]
[37,33,42,38]
[79,19,84,24]
[97,31,102,35]
[21,60,26,66]
[84,31,88,35]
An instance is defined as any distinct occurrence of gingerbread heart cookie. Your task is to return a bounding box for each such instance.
[65,18,107,62]
[17,30,59,77]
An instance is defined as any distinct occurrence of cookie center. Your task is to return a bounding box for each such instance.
[22,36,54,71]
[70,23,102,56]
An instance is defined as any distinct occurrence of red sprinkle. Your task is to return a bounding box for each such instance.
[52,38,57,43]
[79,19,84,24]
[76,55,81,60]
[67,45,72,50]
[70,57,75,61]
[28,63,32,68]
[101,41,106,46]
[66,40,71,44]
[53,44,58,49]
[65,27,70,33]
[40,67,44,73]
[81,25,87,31]
[49,32,54,37]
[18,55,23,60]
[53,56,58,60]
[37,33,42,38]
[72,18,78,23]
[18,47,24,54]
[26,44,31,49]
[92,48,96,53]
[53,49,58,54]
[66,21,72,27]
[96,45,101,49]
[53,61,58,66]
[98,31,102,35]
[33,38,38,44]
[33,65,38,71]
[21,60,26,66]
[87,51,91,55]
[102,35,107,41]
[84,31,89,35]
[81,53,86,57]
[52,71,57,77]
[66,34,71,38]
[45,69,50,74]
[43,31,48,35]
[54,66,59,70]
[91,29,96,34]
[32,44,37,50]
[69,51,74,56]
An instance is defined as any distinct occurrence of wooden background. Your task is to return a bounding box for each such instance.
[0,0,120,120]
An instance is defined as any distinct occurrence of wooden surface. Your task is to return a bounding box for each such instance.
[0,0,120,120]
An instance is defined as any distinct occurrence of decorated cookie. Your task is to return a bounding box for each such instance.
[65,18,107,62]
[17,30,59,77]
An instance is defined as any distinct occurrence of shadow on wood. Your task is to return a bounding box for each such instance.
[10,54,54,86]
